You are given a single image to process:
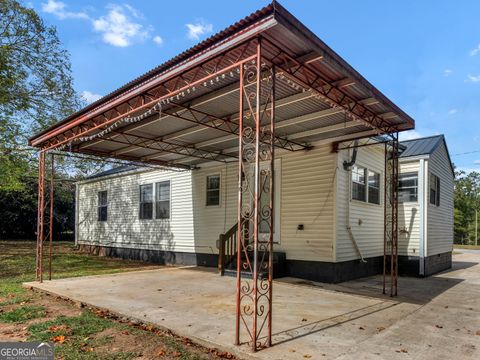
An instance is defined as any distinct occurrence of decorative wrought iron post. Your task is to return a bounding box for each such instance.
[235,39,275,351]
[383,133,399,296]
[36,151,46,282]
[49,153,55,280]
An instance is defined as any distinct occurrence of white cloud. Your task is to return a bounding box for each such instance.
[92,4,149,47]
[186,20,213,40]
[448,109,458,115]
[399,130,422,141]
[466,74,480,83]
[474,160,480,165]
[81,90,102,104]
[443,69,452,76]
[153,35,163,45]
[41,0,89,20]
[470,44,480,56]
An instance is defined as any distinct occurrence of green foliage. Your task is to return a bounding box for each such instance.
[0,0,82,190]
[0,177,75,239]
[454,170,480,244]
[0,305,46,323]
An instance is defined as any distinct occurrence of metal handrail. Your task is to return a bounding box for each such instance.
[217,222,239,275]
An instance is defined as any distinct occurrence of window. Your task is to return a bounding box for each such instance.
[352,165,366,202]
[156,181,170,219]
[368,170,380,204]
[352,165,381,204]
[97,191,107,222]
[430,173,440,206]
[206,175,220,206]
[139,184,153,219]
[399,172,418,202]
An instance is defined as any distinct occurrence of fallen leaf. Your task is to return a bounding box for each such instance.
[377,327,385,332]
[156,348,166,357]
[359,326,365,330]
[301,318,307,322]
[288,349,296,352]
[303,355,312,359]
[52,335,66,344]
[172,351,182,357]
[475,330,480,336]
[435,325,443,329]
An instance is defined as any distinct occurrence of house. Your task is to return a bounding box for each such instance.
[397,135,454,276]
[30,1,448,346]
[75,135,454,282]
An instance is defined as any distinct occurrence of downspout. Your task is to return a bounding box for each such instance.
[418,159,426,276]
[343,141,367,263]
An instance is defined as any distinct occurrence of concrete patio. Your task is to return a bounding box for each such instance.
[25,251,480,359]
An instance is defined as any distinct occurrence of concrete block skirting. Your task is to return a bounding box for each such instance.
[398,252,453,277]
[286,256,384,284]
[424,251,452,276]
[78,244,218,268]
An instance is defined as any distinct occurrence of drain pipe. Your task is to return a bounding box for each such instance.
[343,141,367,263]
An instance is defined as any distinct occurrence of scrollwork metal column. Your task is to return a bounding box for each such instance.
[235,39,275,351]
[383,133,399,296]
[36,151,46,282]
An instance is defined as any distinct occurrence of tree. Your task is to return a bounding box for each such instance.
[454,170,480,244]
[0,0,80,190]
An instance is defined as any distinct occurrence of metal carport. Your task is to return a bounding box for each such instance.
[29,1,414,351]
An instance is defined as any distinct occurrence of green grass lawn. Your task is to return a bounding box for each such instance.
[0,241,233,360]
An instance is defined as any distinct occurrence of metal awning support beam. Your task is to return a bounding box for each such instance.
[106,87,312,156]
[263,38,401,137]
[161,102,307,152]
[38,51,259,152]
[97,130,236,163]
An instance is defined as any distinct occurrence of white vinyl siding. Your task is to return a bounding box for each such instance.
[77,169,195,253]
[76,139,453,265]
[398,161,421,256]
[76,144,336,262]
[426,141,454,256]
[278,145,335,262]
[335,145,385,262]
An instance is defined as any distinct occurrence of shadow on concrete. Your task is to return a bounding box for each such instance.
[269,301,398,346]
[277,272,463,306]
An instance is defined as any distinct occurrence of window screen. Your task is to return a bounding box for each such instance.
[156,181,170,219]
[97,190,107,222]
[399,172,418,202]
[430,173,440,206]
[352,165,366,201]
[367,170,380,204]
[206,175,220,206]
[139,184,153,219]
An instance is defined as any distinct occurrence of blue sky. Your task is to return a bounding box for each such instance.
[32,0,480,172]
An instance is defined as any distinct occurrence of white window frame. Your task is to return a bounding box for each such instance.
[97,190,108,222]
[398,172,419,203]
[206,174,221,207]
[351,165,382,206]
[155,180,171,220]
[139,183,154,220]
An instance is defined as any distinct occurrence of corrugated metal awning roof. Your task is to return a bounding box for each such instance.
[29,1,415,169]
